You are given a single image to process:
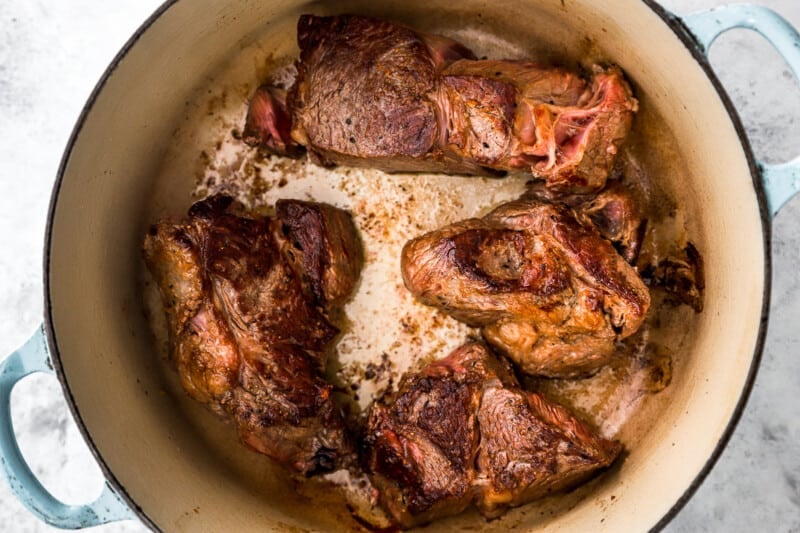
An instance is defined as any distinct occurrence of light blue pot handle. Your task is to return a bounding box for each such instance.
[681,4,800,219]
[0,325,136,528]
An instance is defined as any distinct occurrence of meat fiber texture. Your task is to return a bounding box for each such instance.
[244,14,638,193]
[143,195,363,476]
[402,197,651,378]
[362,342,621,527]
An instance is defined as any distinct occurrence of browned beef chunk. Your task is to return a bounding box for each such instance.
[245,15,637,192]
[143,195,362,475]
[362,343,621,527]
[476,387,621,517]
[525,179,648,264]
[362,343,510,527]
[275,199,363,307]
[436,73,518,168]
[572,181,647,264]
[441,60,637,190]
[401,198,650,378]
[289,14,460,173]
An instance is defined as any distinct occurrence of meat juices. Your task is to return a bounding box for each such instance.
[363,342,621,528]
[245,14,638,192]
[401,198,651,378]
[143,195,362,475]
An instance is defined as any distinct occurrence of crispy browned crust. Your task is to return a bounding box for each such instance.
[143,195,363,475]
[245,15,637,191]
[275,199,364,308]
[290,15,442,167]
[401,198,650,378]
[476,388,621,517]
[362,343,621,527]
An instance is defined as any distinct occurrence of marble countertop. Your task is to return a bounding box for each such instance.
[0,1,798,531]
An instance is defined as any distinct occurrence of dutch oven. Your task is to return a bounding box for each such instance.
[2,1,799,531]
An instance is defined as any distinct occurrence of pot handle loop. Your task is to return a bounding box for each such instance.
[0,325,136,529]
[681,4,800,218]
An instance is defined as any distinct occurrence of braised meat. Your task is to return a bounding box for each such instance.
[525,179,648,264]
[143,195,363,475]
[362,342,621,527]
[572,181,647,264]
[401,198,650,378]
[245,14,638,192]
[289,14,475,174]
[275,199,364,307]
[439,60,637,190]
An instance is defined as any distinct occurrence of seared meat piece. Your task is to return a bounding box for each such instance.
[475,384,621,517]
[362,343,505,527]
[143,195,362,475]
[436,73,518,170]
[246,15,637,192]
[572,181,647,263]
[276,199,363,307]
[401,198,650,378]
[440,60,637,190]
[362,342,621,527]
[288,14,480,174]
[525,179,648,263]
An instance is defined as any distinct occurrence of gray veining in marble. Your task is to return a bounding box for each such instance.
[0,1,798,531]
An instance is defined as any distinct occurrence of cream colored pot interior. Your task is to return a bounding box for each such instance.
[47,0,766,531]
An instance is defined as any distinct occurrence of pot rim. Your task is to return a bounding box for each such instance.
[642,0,772,529]
[40,1,772,531]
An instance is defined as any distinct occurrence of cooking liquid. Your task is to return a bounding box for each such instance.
[141,21,701,530]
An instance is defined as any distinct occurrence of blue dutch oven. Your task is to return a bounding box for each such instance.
[1,1,799,531]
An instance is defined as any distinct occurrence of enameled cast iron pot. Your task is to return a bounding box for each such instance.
[2,1,800,531]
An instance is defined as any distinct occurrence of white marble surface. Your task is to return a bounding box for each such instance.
[0,1,798,531]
